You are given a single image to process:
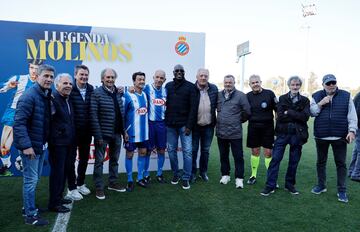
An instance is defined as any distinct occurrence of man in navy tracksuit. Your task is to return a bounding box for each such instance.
[48,73,75,213]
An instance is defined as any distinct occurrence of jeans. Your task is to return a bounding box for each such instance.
[349,132,360,180]
[266,134,302,189]
[192,125,214,175]
[167,126,192,181]
[217,138,244,178]
[21,151,45,217]
[93,134,122,190]
[315,138,347,192]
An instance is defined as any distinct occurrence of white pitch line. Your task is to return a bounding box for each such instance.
[51,202,73,232]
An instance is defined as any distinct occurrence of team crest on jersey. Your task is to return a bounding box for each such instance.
[175,36,190,56]
[261,101,268,108]
[136,107,148,115]
[152,98,165,106]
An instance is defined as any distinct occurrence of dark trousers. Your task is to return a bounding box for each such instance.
[93,134,121,190]
[192,125,214,175]
[266,134,302,189]
[67,147,77,190]
[76,137,92,186]
[315,138,347,193]
[48,145,73,208]
[217,138,244,178]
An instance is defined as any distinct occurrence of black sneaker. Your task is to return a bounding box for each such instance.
[199,173,209,182]
[126,181,135,192]
[156,175,166,184]
[25,214,49,226]
[285,185,299,195]
[247,176,257,185]
[61,198,73,204]
[260,187,275,196]
[171,176,180,185]
[144,176,151,184]
[182,180,190,190]
[137,179,147,188]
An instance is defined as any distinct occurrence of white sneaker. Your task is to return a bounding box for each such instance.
[65,189,83,201]
[235,178,244,189]
[219,175,231,184]
[77,184,91,195]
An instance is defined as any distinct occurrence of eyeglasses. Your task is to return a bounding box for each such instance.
[174,69,184,73]
[325,81,337,86]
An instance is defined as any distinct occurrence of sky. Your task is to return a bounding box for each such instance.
[0,0,359,89]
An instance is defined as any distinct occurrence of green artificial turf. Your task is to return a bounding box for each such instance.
[1,119,359,231]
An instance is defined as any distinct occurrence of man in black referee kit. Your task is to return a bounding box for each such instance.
[246,75,277,185]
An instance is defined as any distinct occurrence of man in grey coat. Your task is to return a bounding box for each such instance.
[216,74,251,189]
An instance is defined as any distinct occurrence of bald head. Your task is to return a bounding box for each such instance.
[153,69,166,88]
[173,64,185,80]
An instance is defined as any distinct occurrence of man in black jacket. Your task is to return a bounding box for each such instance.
[48,73,74,213]
[261,76,310,196]
[67,65,94,200]
[191,68,218,183]
[91,68,126,200]
[165,64,198,190]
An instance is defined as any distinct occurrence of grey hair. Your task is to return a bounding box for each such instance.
[287,76,302,87]
[54,73,73,87]
[101,68,117,80]
[249,74,261,82]
[224,74,235,82]
[37,64,55,76]
[197,68,209,76]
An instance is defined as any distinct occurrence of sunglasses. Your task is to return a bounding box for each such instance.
[174,69,184,73]
[325,81,337,86]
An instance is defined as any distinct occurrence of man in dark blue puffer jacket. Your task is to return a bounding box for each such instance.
[14,64,55,226]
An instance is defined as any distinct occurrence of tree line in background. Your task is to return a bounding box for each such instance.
[217,72,360,97]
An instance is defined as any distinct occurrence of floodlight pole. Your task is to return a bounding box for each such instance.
[236,41,251,92]
[301,2,317,95]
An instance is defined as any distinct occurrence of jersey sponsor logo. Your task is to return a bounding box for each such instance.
[152,98,165,106]
[175,36,190,56]
[136,107,148,115]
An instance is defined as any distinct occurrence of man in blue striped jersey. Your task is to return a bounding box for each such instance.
[142,70,167,184]
[123,72,149,191]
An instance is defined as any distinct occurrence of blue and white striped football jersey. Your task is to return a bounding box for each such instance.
[123,91,149,143]
[143,84,167,122]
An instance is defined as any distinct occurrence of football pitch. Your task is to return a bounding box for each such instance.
[1,120,360,232]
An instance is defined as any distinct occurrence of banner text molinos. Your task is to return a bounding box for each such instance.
[26,31,132,62]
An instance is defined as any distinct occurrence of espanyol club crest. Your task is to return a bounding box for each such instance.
[175,36,190,56]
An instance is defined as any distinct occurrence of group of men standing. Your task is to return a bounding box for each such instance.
[6,60,360,227]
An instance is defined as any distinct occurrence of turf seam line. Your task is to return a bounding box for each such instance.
[51,202,73,232]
